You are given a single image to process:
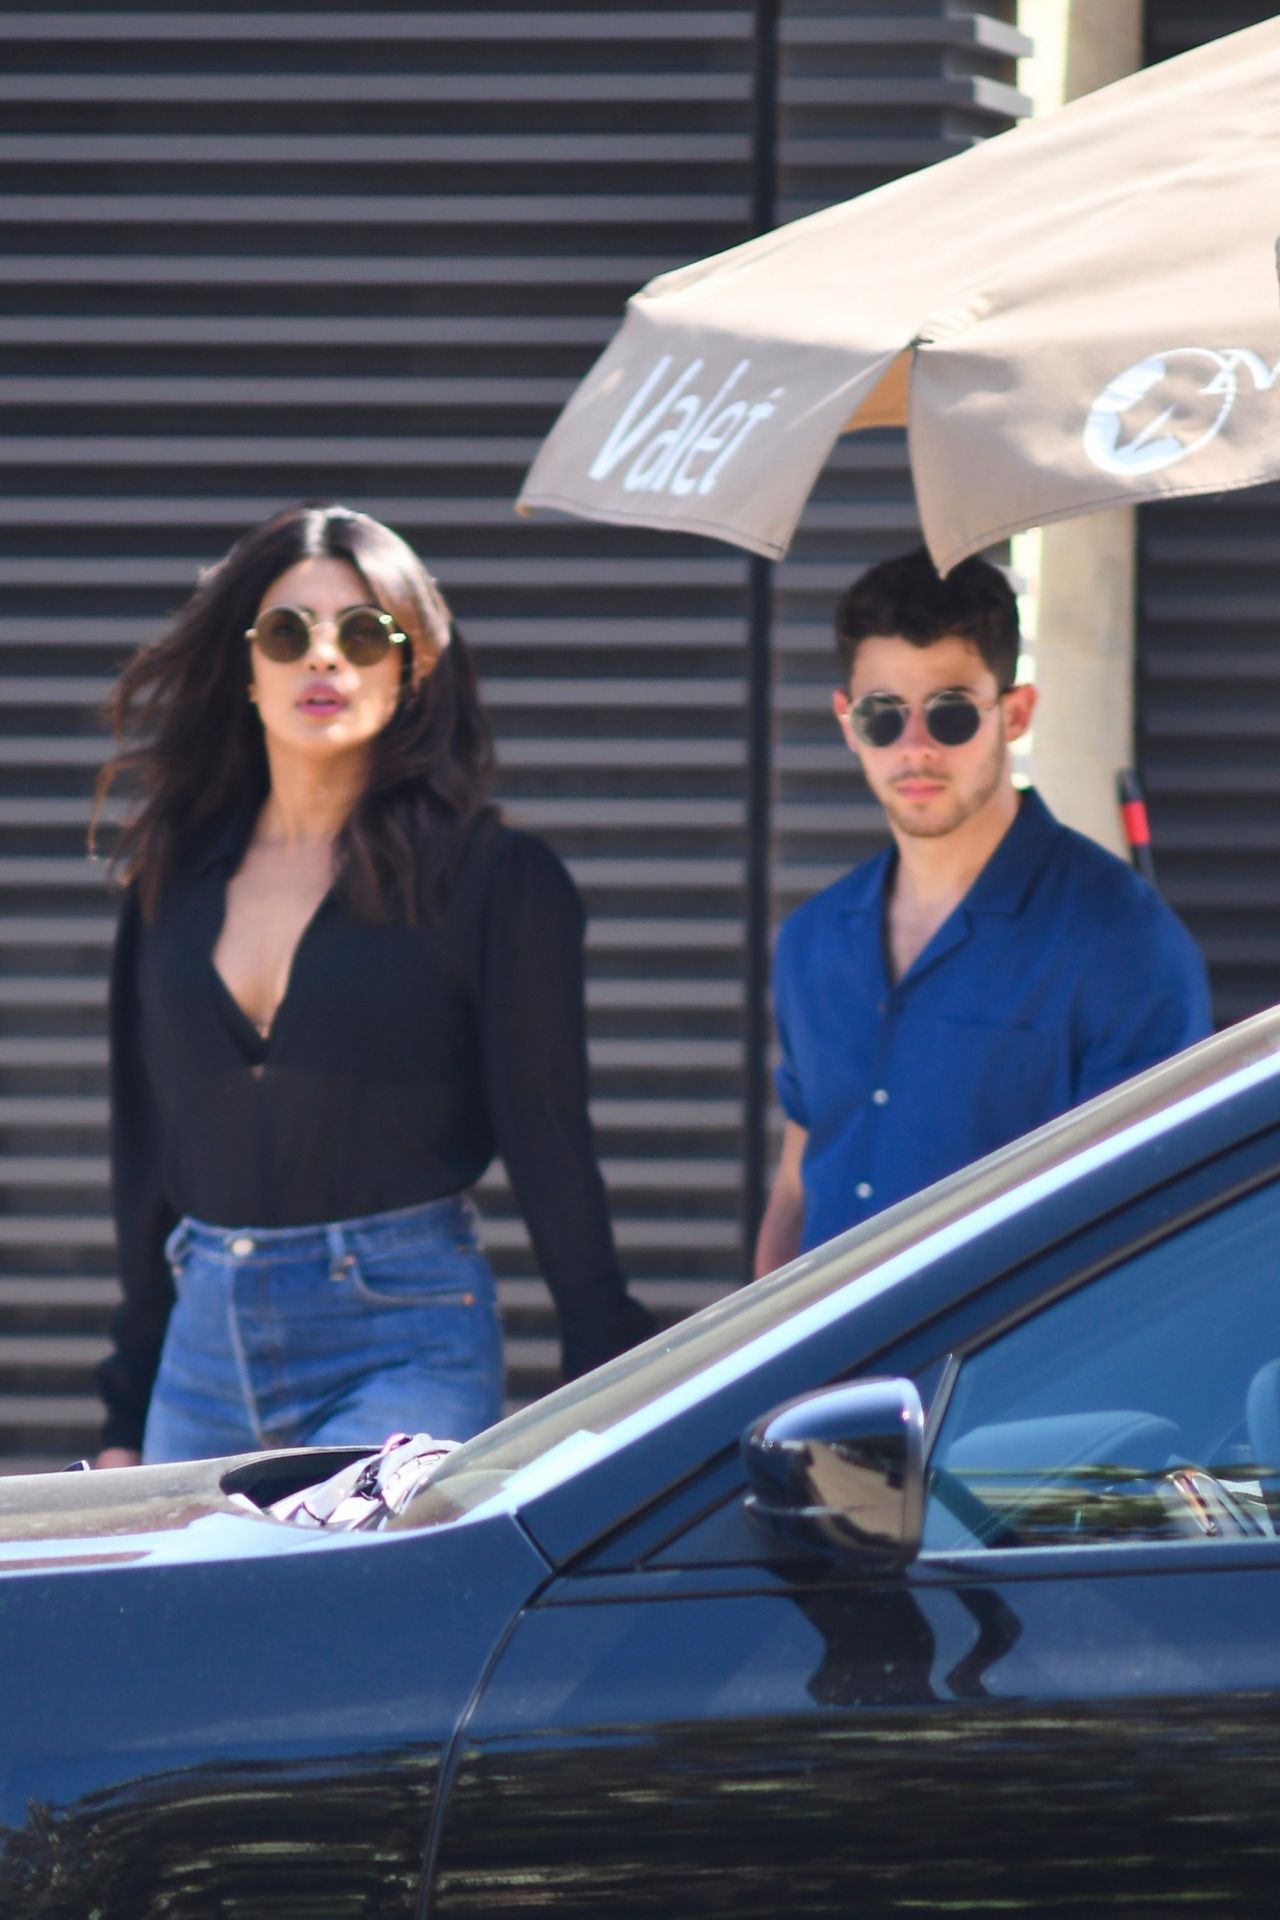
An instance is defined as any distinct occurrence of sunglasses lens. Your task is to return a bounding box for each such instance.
[252,607,310,662]
[851,698,907,749]
[925,695,982,747]
[338,609,396,666]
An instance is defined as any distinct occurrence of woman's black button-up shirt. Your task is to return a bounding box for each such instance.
[98,804,651,1451]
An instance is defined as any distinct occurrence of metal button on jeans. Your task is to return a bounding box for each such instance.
[855,1181,873,1200]
[871,1088,889,1106]
[230,1235,255,1257]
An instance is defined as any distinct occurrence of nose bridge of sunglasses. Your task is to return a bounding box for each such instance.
[301,610,371,662]
[305,616,345,656]
[897,700,939,747]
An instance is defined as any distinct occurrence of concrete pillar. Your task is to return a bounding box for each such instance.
[1013,1,1143,857]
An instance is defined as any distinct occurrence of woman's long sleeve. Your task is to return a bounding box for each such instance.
[96,887,177,1451]
[479,832,656,1379]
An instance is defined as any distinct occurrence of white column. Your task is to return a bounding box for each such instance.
[1013,1,1144,858]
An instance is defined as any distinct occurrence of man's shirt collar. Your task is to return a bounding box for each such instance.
[960,787,1058,918]
[837,786,1057,924]
[834,788,1059,992]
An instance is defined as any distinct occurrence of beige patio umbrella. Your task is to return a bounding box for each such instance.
[518,16,1280,573]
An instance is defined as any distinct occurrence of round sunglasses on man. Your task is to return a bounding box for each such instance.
[847,686,1012,750]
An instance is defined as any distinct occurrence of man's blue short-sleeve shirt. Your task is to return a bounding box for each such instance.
[772,789,1213,1253]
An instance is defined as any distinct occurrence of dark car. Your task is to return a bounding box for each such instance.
[5,1011,1280,1918]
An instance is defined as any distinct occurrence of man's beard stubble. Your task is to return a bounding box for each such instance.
[879,724,1007,841]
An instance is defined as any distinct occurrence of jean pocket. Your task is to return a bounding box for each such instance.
[346,1244,484,1309]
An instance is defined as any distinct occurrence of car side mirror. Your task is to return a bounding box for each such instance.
[741,1378,925,1566]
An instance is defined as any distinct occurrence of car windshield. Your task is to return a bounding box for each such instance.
[396,1015,1280,1529]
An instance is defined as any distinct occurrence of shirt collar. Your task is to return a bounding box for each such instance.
[835,845,895,918]
[961,787,1059,917]
[837,787,1058,921]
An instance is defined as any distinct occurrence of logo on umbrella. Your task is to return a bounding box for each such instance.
[1084,347,1280,477]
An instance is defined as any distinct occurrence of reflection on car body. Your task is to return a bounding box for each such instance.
[4,1010,1280,1916]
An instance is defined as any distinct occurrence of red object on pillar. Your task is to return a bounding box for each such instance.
[1116,769,1157,889]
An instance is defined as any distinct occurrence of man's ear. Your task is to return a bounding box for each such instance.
[832,688,860,757]
[1003,680,1037,744]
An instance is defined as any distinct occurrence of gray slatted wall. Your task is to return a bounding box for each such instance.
[0,0,1025,1472]
[1137,0,1280,1029]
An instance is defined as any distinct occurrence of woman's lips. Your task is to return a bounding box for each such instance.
[297,682,348,717]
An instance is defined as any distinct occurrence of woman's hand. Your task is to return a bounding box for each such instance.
[94,1447,142,1470]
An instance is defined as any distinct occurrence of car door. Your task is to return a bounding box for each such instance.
[428,1159,1280,1917]
[0,1510,548,1920]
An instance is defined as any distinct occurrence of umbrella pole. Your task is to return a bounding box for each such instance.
[742,0,780,1272]
[743,554,773,1269]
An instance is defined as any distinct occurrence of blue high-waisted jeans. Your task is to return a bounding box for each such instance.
[141,1194,504,1464]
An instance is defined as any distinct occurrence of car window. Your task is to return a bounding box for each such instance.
[923,1176,1280,1552]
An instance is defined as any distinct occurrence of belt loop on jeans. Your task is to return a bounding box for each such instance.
[327,1221,352,1284]
[163,1217,192,1275]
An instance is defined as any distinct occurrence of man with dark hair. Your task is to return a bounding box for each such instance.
[754,546,1212,1274]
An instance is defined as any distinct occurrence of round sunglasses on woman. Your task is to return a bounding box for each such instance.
[93,502,655,1469]
[245,602,406,667]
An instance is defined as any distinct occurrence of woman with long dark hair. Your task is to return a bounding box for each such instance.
[94,502,654,1467]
